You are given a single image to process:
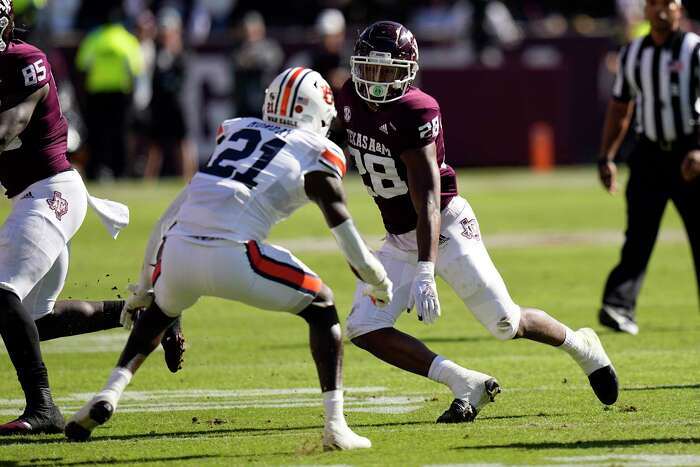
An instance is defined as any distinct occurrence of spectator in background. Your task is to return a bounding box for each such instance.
[144,8,196,180]
[130,10,158,175]
[287,8,349,92]
[76,6,144,180]
[232,11,283,118]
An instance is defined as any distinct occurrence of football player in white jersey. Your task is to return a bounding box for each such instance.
[64,68,391,450]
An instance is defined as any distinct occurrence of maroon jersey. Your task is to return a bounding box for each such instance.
[0,40,70,198]
[336,80,458,235]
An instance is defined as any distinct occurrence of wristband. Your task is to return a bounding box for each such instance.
[416,261,435,275]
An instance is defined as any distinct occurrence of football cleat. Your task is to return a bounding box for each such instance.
[161,322,186,373]
[323,422,372,451]
[598,305,639,335]
[575,328,619,405]
[436,378,500,423]
[64,397,115,441]
[0,404,64,435]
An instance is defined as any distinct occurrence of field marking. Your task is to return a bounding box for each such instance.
[275,228,686,252]
[549,454,700,465]
[0,333,133,355]
[425,455,700,466]
[0,386,427,417]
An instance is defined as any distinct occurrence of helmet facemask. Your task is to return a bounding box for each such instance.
[351,51,418,104]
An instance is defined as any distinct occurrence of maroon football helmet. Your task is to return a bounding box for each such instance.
[0,0,13,53]
[350,21,419,103]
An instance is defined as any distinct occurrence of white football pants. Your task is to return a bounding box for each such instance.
[346,196,521,341]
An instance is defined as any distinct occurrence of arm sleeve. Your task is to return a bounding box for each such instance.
[138,187,189,291]
[612,45,633,102]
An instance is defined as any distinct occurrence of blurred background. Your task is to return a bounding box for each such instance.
[15,0,700,180]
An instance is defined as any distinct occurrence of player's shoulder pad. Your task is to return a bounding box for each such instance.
[399,86,440,113]
[303,132,347,178]
[215,117,247,144]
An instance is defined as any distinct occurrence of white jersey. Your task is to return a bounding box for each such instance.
[170,118,346,242]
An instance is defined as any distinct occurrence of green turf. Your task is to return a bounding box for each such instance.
[0,167,698,466]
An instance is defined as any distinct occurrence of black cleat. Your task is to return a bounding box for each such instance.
[599,306,638,335]
[0,404,64,436]
[64,399,114,442]
[436,378,500,424]
[162,323,186,373]
[436,398,477,423]
[588,365,619,405]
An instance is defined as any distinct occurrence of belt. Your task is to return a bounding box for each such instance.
[638,134,697,152]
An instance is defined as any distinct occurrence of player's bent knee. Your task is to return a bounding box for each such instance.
[0,287,21,307]
[298,286,339,328]
[487,306,521,341]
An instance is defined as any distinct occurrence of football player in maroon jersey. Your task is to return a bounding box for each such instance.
[334,21,619,422]
[0,1,182,435]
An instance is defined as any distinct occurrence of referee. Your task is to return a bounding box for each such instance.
[598,0,700,335]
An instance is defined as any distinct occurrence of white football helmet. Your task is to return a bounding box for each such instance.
[262,67,337,136]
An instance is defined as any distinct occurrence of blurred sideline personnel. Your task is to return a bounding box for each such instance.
[0,0,135,435]
[286,9,349,93]
[143,8,197,180]
[598,0,700,334]
[232,11,283,118]
[76,6,143,180]
[66,68,391,450]
[334,21,619,422]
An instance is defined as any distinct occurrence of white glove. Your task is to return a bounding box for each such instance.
[362,275,393,308]
[120,283,154,329]
[407,261,441,324]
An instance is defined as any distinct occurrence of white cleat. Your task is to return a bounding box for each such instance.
[575,328,619,405]
[64,392,118,441]
[323,422,372,451]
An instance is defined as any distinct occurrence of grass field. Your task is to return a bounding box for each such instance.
[0,167,698,466]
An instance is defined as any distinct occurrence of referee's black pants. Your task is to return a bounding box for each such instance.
[602,137,700,314]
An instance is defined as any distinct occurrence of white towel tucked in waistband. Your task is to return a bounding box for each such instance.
[87,194,129,239]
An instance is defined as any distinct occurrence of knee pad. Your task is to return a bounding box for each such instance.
[487,305,521,341]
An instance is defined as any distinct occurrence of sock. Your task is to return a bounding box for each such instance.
[322,389,347,428]
[428,356,490,402]
[96,367,133,408]
[559,328,606,375]
[18,363,54,410]
[0,290,53,409]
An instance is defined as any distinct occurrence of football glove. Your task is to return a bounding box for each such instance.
[407,261,441,324]
[120,283,154,330]
[362,275,393,308]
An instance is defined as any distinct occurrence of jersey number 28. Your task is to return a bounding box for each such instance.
[201,128,286,188]
[348,147,408,199]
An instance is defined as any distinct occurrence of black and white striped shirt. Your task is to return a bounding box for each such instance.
[613,31,700,143]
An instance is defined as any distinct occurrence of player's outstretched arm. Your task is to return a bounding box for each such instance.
[0,84,48,152]
[401,143,441,323]
[304,171,392,306]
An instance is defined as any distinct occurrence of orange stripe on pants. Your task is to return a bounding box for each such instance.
[246,241,322,295]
